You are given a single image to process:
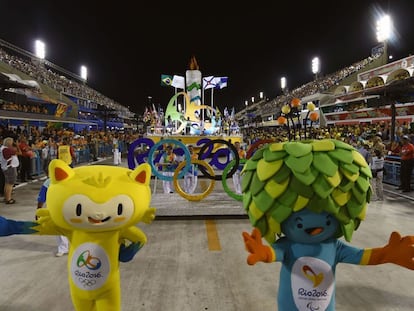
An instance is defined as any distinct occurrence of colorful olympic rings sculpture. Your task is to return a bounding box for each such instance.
[197,139,239,180]
[147,139,192,181]
[173,159,216,201]
[221,158,247,201]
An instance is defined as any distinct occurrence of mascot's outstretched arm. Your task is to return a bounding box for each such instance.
[242,228,275,265]
[0,216,37,236]
[118,206,156,262]
[361,231,414,269]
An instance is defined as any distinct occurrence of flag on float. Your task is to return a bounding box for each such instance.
[223,107,229,118]
[171,75,185,89]
[161,74,173,86]
[203,76,216,89]
[214,77,228,89]
[161,74,185,89]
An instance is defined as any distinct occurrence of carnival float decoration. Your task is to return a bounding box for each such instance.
[150,56,234,137]
[241,98,414,310]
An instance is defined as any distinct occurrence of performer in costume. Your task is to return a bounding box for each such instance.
[241,139,414,311]
[35,159,156,311]
[158,145,178,193]
[231,141,246,195]
[183,145,198,194]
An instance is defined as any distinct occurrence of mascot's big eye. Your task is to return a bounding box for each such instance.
[297,223,303,229]
[326,215,332,226]
[76,204,82,216]
[117,203,123,215]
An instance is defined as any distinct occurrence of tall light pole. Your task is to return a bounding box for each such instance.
[312,57,320,80]
[376,14,394,140]
[376,14,392,63]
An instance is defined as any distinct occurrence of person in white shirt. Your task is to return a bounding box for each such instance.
[370,149,385,201]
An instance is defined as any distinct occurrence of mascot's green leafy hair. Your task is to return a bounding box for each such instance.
[242,139,372,243]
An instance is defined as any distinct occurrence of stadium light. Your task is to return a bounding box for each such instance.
[281,77,287,93]
[259,91,264,99]
[80,65,88,81]
[376,14,392,62]
[34,40,45,59]
[245,100,248,107]
[312,57,320,80]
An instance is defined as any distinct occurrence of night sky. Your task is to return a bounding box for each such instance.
[1,1,414,115]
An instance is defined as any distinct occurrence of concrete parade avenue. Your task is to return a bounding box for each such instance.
[0,157,413,311]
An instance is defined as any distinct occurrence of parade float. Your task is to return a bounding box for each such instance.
[143,56,242,146]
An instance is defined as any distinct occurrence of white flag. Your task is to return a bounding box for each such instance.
[203,76,216,89]
[214,77,228,89]
[171,75,185,89]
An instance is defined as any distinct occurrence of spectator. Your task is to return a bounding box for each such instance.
[398,135,414,192]
[18,136,33,181]
[370,149,385,201]
[0,137,19,204]
[57,137,75,168]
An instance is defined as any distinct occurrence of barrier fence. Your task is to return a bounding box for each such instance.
[29,141,127,177]
[383,156,414,187]
[27,140,414,191]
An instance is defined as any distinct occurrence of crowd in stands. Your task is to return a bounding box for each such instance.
[240,55,380,118]
[0,99,49,115]
[0,47,132,119]
[0,123,139,182]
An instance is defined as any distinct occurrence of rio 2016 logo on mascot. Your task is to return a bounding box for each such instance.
[241,139,414,311]
[35,159,156,311]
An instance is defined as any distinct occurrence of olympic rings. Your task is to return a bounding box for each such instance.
[127,137,154,169]
[222,159,247,201]
[246,139,274,159]
[148,139,191,181]
[197,139,239,180]
[173,159,215,201]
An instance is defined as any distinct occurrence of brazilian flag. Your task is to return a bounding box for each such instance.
[161,74,173,87]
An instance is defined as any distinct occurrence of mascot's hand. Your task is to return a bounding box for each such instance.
[142,207,156,224]
[0,216,37,236]
[242,228,275,265]
[34,208,61,235]
[368,231,414,269]
[119,240,142,262]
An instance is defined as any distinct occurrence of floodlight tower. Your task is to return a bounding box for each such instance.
[376,14,392,63]
[34,40,45,59]
[312,57,320,80]
[281,77,287,94]
[80,65,88,82]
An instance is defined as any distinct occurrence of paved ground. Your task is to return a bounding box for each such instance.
[0,158,413,311]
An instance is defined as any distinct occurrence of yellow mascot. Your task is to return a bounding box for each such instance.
[35,159,156,311]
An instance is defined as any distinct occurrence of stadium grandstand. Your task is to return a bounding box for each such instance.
[0,38,135,132]
[235,48,414,141]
